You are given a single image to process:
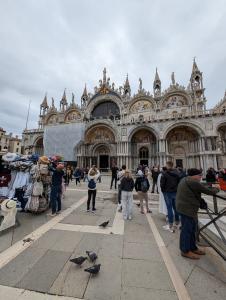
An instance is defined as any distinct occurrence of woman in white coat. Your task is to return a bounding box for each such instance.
[157,167,168,218]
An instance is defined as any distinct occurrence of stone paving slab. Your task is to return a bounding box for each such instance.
[0,285,23,300]
[186,265,226,300]
[121,286,178,300]
[0,247,47,287]
[98,234,123,258]
[16,250,71,293]
[122,258,175,291]
[84,255,122,300]
[49,230,84,252]
[30,229,63,250]
[123,241,162,262]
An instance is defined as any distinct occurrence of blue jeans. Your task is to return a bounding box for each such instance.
[180,214,198,253]
[163,192,179,225]
[50,185,62,214]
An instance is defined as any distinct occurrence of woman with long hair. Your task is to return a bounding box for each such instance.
[120,170,135,220]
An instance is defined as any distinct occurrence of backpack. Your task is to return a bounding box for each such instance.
[141,178,148,192]
[88,179,96,189]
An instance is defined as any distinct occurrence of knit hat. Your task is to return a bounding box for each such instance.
[187,168,202,176]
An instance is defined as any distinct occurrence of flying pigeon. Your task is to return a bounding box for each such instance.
[84,264,101,274]
[99,220,109,228]
[70,256,87,266]
[86,251,98,262]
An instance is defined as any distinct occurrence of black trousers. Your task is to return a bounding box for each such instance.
[110,176,117,189]
[87,189,97,210]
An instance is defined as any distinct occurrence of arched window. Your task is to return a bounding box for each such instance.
[91,101,120,119]
[139,147,149,159]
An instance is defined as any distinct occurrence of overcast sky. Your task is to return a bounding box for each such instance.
[0,0,226,135]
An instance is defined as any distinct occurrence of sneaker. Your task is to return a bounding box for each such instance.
[128,216,132,220]
[162,224,175,233]
[87,209,90,212]
[92,208,96,211]
[118,205,122,212]
[56,210,61,215]
[47,213,56,217]
[147,209,152,213]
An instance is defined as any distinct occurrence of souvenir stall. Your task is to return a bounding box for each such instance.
[0,153,53,233]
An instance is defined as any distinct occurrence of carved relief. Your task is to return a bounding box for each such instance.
[205,120,213,130]
[130,100,153,113]
[131,129,156,143]
[86,126,115,144]
[65,110,81,122]
[163,95,188,109]
[47,114,58,125]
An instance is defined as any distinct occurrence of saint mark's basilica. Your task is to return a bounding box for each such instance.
[22,60,226,173]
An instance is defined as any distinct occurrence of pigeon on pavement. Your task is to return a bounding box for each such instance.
[70,256,87,266]
[84,264,101,274]
[86,251,98,262]
[136,203,140,207]
[99,220,109,228]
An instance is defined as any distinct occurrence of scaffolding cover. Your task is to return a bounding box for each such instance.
[43,123,85,161]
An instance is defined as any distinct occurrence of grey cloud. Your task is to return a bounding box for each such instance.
[0,0,226,134]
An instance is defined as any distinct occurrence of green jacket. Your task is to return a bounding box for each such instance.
[176,177,218,218]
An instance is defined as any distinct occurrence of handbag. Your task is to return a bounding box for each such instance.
[185,179,208,210]
[32,180,43,196]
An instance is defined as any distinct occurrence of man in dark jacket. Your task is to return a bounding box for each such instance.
[49,163,64,216]
[176,168,219,259]
[160,161,180,232]
[110,164,119,189]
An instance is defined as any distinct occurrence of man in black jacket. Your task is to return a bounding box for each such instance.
[135,170,151,214]
[49,163,64,216]
[110,164,119,189]
[160,161,180,232]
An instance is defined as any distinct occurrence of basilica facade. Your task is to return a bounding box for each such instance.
[22,60,226,173]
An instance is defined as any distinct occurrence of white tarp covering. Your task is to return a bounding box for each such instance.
[44,123,85,161]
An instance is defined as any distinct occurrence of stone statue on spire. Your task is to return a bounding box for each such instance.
[171,72,175,85]
[139,78,142,91]
[103,67,107,84]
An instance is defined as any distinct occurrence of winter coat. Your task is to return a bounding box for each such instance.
[134,176,150,192]
[176,177,219,218]
[160,169,180,193]
[121,177,135,192]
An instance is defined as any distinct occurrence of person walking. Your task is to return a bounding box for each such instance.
[74,167,81,186]
[176,168,219,259]
[49,163,64,216]
[135,170,151,214]
[117,165,126,212]
[120,170,135,220]
[110,164,118,189]
[87,168,100,212]
[160,161,180,232]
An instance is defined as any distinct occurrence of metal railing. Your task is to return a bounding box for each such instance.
[198,194,226,260]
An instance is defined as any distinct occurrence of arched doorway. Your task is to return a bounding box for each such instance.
[82,125,116,171]
[139,146,149,166]
[34,137,44,156]
[166,126,200,169]
[130,128,157,168]
[94,145,110,171]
